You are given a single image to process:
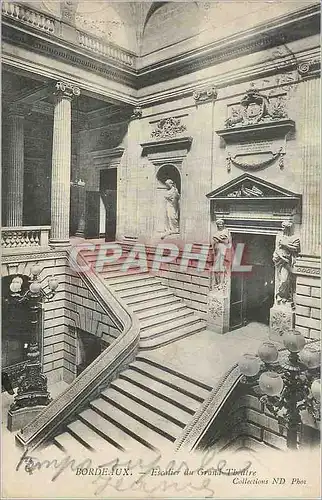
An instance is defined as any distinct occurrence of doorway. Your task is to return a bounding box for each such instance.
[230,233,275,330]
[100,168,117,241]
[76,329,109,376]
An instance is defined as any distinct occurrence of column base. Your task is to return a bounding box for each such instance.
[49,239,71,248]
[7,405,48,433]
[207,290,230,333]
[269,302,295,341]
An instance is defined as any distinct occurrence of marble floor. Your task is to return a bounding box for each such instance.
[145,322,278,386]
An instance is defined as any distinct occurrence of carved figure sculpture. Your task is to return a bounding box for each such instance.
[273,220,300,303]
[212,219,232,290]
[161,179,180,239]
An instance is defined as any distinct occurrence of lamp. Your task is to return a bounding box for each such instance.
[238,331,320,450]
[7,264,58,430]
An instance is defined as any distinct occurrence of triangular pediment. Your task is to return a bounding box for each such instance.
[206,174,301,199]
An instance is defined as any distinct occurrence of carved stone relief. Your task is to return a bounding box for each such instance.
[151,117,187,140]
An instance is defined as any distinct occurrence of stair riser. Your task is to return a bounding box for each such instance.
[140,311,195,331]
[119,285,166,299]
[131,298,182,313]
[139,325,206,350]
[125,292,172,306]
[140,318,203,340]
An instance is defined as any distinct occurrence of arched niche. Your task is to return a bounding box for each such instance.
[155,164,181,236]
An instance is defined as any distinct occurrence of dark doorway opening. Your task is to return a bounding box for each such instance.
[100,168,117,242]
[76,329,109,376]
[230,233,275,330]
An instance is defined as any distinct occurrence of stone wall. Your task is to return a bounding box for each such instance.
[295,265,321,340]
[198,385,320,453]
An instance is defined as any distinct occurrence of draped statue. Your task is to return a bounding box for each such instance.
[273,220,300,303]
[161,179,180,239]
[212,219,232,291]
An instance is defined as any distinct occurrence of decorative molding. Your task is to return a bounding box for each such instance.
[298,58,320,78]
[54,81,80,99]
[151,117,187,139]
[193,86,218,103]
[295,266,320,277]
[130,106,142,120]
[1,250,67,264]
[224,86,288,129]
[141,136,193,157]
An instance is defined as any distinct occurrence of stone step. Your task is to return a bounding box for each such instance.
[140,314,202,340]
[135,300,186,320]
[118,283,166,299]
[125,289,173,306]
[79,408,151,455]
[120,369,200,414]
[101,387,182,441]
[130,360,211,402]
[53,431,92,456]
[137,355,213,392]
[139,321,206,350]
[67,419,122,454]
[130,295,182,314]
[140,308,195,331]
[103,270,150,280]
[89,399,171,452]
[110,378,191,426]
[106,273,159,286]
[110,277,163,293]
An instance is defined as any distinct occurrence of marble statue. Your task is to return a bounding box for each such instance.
[212,219,232,290]
[161,179,180,239]
[273,220,301,303]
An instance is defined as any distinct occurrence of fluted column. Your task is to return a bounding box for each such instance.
[6,109,25,226]
[50,81,80,246]
[300,77,320,256]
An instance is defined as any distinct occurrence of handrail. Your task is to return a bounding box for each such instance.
[16,249,140,450]
[175,364,242,452]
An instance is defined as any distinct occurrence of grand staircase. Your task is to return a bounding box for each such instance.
[47,355,212,456]
[81,244,207,349]
[43,242,212,456]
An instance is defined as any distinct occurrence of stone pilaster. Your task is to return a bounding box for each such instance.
[50,81,80,246]
[299,77,320,256]
[6,109,25,226]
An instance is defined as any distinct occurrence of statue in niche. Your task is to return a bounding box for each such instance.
[161,179,180,239]
[212,219,232,291]
[273,220,301,304]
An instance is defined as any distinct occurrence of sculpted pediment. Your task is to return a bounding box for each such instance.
[206,174,301,200]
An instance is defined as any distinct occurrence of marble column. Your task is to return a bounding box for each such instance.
[6,108,25,226]
[300,77,320,256]
[50,81,80,246]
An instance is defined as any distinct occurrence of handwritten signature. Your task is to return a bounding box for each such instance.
[16,447,252,497]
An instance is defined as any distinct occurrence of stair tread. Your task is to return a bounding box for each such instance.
[119,284,166,299]
[101,387,182,439]
[109,277,162,291]
[130,360,211,401]
[106,273,155,285]
[121,369,200,413]
[139,322,206,349]
[125,289,172,305]
[140,308,195,330]
[111,379,191,425]
[131,296,182,313]
[136,301,185,320]
[90,398,172,451]
[68,419,121,454]
[53,431,91,456]
[140,314,202,339]
[79,408,155,454]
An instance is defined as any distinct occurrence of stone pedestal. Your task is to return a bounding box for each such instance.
[207,290,230,333]
[7,406,47,433]
[269,302,295,341]
[50,81,80,247]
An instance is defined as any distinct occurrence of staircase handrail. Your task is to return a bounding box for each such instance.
[175,363,242,452]
[16,249,140,450]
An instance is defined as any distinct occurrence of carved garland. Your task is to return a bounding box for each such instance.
[227,147,285,172]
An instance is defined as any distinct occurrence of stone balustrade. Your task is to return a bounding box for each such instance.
[77,31,135,67]
[1,226,51,250]
[2,2,56,33]
[2,2,135,68]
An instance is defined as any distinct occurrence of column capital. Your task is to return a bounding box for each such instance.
[54,81,81,100]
